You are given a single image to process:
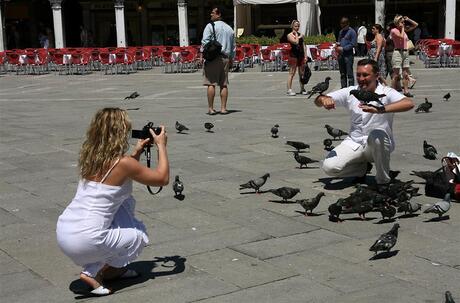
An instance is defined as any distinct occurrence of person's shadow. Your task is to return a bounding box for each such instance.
[70,255,186,298]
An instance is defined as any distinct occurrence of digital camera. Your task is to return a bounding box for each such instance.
[132,122,162,142]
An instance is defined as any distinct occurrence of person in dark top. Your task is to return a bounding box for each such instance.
[335,17,357,88]
[286,20,306,96]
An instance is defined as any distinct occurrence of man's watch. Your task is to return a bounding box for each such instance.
[377,106,386,113]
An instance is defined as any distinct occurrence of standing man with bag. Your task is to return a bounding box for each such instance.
[201,7,235,115]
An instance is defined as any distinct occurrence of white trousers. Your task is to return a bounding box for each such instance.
[322,129,391,184]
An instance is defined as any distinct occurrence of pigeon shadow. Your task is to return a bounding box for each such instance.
[374,218,396,224]
[219,109,242,115]
[126,108,140,111]
[239,191,258,195]
[424,215,450,222]
[343,216,377,221]
[328,216,343,223]
[205,130,215,133]
[294,211,323,217]
[397,213,420,219]
[71,255,186,299]
[314,177,358,190]
[423,155,437,160]
[296,166,319,169]
[286,150,308,153]
[176,132,189,135]
[271,135,279,138]
[268,199,297,204]
[369,250,399,260]
[174,194,185,201]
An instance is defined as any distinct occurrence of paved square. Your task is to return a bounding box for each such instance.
[0,58,459,302]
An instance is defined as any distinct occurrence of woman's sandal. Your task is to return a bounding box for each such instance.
[90,285,111,296]
[120,269,140,279]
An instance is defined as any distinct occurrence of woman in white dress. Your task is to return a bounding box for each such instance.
[56,108,169,295]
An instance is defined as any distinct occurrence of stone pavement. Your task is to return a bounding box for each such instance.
[0,58,459,302]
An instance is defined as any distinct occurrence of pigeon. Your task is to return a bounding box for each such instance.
[323,138,334,151]
[410,170,436,181]
[424,193,451,217]
[389,170,401,181]
[307,77,332,99]
[172,175,184,196]
[293,151,319,168]
[286,141,310,152]
[445,291,456,303]
[415,98,432,113]
[204,122,214,132]
[342,199,374,219]
[369,223,400,255]
[125,91,140,100]
[175,121,189,133]
[296,192,325,215]
[239,173,270,193]
[271,124,279,138]
[423,140,437,160]
[379,204,397,220]
[267,187,300,202]
[349,89,385,109]
[397,200,422,215]
[328,198,344,222]
[443,92,451,101]
[325,124,348,140]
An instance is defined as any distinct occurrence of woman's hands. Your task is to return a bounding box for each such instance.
[132,137,151,158]
[150,125,167,147]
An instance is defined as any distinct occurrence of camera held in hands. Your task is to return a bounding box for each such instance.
[132,122,162,143]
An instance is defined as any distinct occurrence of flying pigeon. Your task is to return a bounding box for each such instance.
[204,122,214,132]
[415,98,432,113]
[286,141,310,152]
[423,140,437,160]
[125,91,140,100]
[173,175,184,196]
[325,124,348,140]
[443,92,451,101]
[293,151,319,168]
[175,121,189,133]
[267,187,300,202]
[445,291,456,303]
[323,138,334,151]
[424,193,451,217]
[239,173,270,193]
[349,89,385,109]
[397,200,422,215]
[369,223,400,255]
[296,192,325,215]
[307,77,332,99]
[271,124,279,138]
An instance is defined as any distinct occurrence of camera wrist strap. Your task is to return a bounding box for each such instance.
[145,145,163,195]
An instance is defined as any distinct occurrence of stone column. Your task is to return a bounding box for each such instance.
[0,1,5,52]
[445,0,456,39]
[375,0,385,26]
[50,0,65,48]
[114,0,126,47]
[177,0,189,46]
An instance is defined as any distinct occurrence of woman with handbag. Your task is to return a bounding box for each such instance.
[286,20,307,96]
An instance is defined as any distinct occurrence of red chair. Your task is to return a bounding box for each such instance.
[70,52,91,74]
[178,50,197,72]
[5,51,26,74]
[424,44,441,68]
[448,43,460,67]
[114,51,134,74]
[260,48,275,72]
[99,52,115,74]
[231,48,245,72]
[161,51,176,73]
[0,51,6,74]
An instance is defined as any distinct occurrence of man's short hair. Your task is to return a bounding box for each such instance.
[213,6,224,17]
[357,58,380,74]
[340,17,349,25]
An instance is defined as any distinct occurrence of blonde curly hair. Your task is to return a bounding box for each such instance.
[79,108,131,180]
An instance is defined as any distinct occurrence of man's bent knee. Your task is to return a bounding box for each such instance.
[322,159,343,176]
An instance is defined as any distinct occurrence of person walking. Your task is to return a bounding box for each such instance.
[357,21,368,57]
[201,6,235,115]
[368,24,386,85]
[56,108,169,295]
[286,20,307,96]
[335,17,357,88]
[390,15,418,97]
[313,59,414,187]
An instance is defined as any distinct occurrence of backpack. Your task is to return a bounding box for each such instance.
[425,157,460,200]
[301,64,311,85]
[203,22,222,62]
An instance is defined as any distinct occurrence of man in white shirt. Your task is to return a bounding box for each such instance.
[356,22,367,56]
[201,6,235,115]
[314,58,414,186]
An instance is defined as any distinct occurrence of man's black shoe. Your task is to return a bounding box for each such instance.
[352,175,367,184]
[366,162,373,174]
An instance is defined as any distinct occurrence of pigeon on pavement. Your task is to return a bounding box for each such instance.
[379,204,397,220]
[267,187,300,202]
[204,122,214,132]
[239,173,270,193]
[293,151,318,168]
[325,124,348,140]
[307,77,332,99]
[397,200,422,215]
[424,193,451,217]
[423,140,437,160]
[296,192,325,215]
[286,141,310,152]
[369,223,400,255]
[445,291,456,303]
[173,175,184,196]
[328,199,344,222]
[271,124,279,138]
[175,121,189,133]
[124,91,140,100]
[415,98,432,113]
[443,92,451,101]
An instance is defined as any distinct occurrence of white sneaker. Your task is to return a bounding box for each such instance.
[286,89,296,96]
[300,89,308,95]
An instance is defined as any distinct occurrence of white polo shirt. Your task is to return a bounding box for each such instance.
[327,84,405,152]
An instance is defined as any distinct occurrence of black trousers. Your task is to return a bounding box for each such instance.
[338,54,354,88]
